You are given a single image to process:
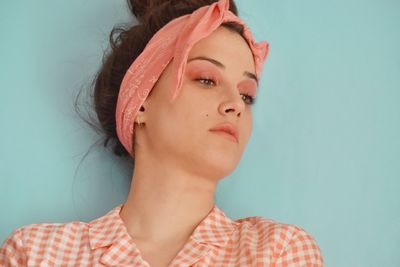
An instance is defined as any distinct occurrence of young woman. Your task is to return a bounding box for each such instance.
[0,0,324,266]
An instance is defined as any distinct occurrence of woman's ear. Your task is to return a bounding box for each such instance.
[135,105,146,126]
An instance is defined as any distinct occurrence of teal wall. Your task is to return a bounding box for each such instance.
[1,1,399,266]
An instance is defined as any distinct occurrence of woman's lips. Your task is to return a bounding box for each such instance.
[209,130,238,143]
[208,122,239,143]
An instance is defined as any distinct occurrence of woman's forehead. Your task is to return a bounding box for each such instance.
[187,27,256,76]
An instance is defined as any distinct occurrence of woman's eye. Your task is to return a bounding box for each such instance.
[194,76,255,105]
[241,94,256,105]
[196,78,216,87]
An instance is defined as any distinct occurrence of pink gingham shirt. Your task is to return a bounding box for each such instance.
[0,203,324,266]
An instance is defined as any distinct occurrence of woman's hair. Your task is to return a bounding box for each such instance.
[75,0,246,160]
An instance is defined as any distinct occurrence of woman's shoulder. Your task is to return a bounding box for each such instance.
[0,220,90,266]
[7,219,89,242]
[1,220,90,248]
[233,215,324,266]
[234,215,317,241]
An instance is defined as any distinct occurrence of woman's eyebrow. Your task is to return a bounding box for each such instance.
[187,56,258,85]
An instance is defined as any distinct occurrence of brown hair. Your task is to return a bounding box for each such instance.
[75,0,246,160]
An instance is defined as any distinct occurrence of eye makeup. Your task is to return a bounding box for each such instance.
[186,60,258,99]
[237,79,257,98]
[186,61,221,86]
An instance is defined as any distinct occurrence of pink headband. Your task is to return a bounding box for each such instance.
[115,0,270,158]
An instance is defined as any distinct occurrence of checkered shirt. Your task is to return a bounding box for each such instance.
[1,203,324,266]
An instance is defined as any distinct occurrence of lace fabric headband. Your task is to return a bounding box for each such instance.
[115,0,270,157]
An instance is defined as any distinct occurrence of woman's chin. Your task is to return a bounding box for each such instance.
[198,152,240,178]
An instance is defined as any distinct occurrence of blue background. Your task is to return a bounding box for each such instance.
[1,0,399,266]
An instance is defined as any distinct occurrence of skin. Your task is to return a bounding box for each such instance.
[119,26,258,265]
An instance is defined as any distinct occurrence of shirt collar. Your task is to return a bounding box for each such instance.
[88,203,239,266]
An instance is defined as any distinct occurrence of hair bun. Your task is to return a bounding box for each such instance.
[128,0,237,25]
[127,0,149,23]
[128,0,175,23]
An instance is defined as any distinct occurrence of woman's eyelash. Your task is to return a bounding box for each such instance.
[195,77,256,105]
[196,78,216,87]
[241,94,256,105]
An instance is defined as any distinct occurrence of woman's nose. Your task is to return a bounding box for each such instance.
[218,91,245,118]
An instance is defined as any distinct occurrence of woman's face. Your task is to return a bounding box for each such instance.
[137,26,258,180]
